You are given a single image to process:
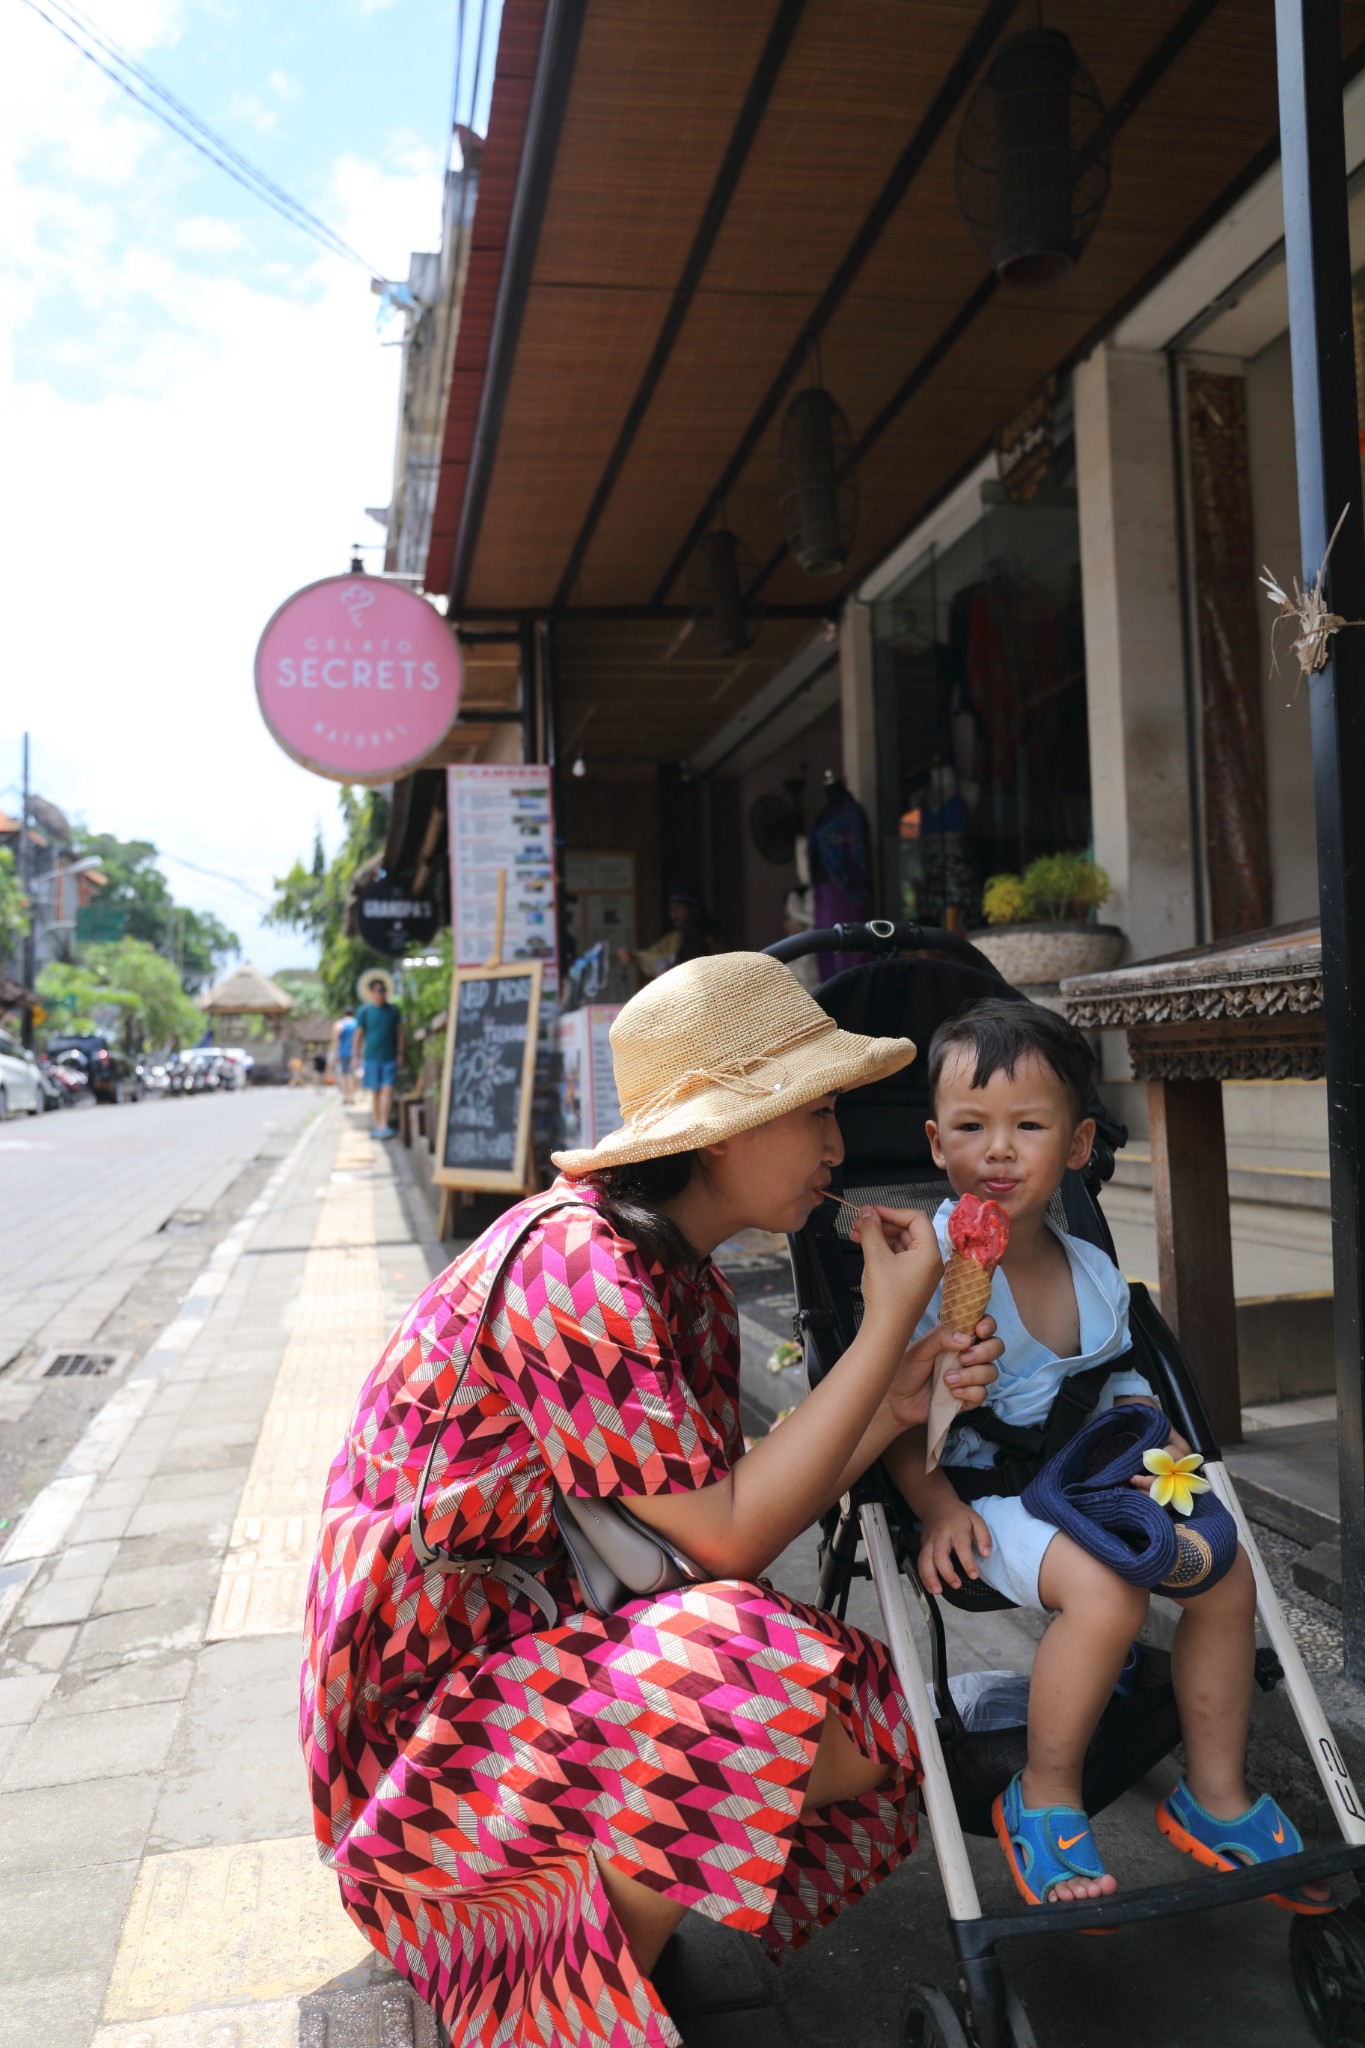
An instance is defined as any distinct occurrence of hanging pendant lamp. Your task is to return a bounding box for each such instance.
[955,27,1110,289]
[778,383,857,576]
[687,527,754,657]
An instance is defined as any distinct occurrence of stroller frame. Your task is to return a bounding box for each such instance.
[766,920,1365,2048]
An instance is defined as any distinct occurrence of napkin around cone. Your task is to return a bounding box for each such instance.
[927,1252,996,1470]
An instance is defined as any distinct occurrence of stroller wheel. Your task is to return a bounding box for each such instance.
[1003,1982,1038,2048]
[1291,1901,1365,2045]
[901,1984,971,2048]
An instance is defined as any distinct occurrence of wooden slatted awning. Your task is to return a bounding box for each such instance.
[421,0,1365,775]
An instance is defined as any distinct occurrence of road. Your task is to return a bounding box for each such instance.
[0,1087,318,1534]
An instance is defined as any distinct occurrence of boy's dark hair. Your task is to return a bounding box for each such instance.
[927,997,1095,1125]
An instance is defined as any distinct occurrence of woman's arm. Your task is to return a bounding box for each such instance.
[825,1320,999,1503]
[626,1210,997,1580]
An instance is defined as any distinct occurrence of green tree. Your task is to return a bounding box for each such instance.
[34,959,107,1035]
[275,970,329,1020]
[266,791,391,1015]
[69,831,239,989]
[37,938,201,1050]
[0,847,30,959]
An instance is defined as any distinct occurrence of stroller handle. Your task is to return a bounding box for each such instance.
[766,920,1000,976]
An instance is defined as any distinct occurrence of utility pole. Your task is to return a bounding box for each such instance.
[1276,0,1365,1677]
[18,733,35,1050]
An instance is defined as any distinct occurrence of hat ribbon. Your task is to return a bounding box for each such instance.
[626,1014,838,1132]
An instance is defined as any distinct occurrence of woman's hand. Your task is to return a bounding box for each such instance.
[883,1319,1002,1432]
[917,1499,993,1595]
[852,1206,944,1339]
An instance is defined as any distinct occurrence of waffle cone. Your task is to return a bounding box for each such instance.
[937,1251,995,1335]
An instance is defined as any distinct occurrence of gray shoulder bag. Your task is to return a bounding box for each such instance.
[409,1193,705,1624]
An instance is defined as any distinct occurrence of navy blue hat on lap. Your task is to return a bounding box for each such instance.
[1022,1407,1239,1597]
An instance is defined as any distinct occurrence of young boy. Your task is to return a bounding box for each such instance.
[881,998,1329,1914]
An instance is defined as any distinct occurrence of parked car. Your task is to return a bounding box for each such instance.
[0,1028,45,1118]
[44,1033,143,1105]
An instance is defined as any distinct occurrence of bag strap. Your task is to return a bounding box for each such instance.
[409,1191,589,1583]
[1039,1355,1127,1459]
[943,1357,1131,1502]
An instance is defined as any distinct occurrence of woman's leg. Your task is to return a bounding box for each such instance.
[594,1855,689,1973]
[803,1688,892,1808]
[598,1696,890,1972]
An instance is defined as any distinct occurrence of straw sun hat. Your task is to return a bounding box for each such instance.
[552,951,915,1175]
[357,967,395,1002]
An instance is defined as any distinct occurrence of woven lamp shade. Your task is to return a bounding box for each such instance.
[955,29,1110,289]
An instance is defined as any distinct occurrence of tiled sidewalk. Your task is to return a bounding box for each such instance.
[0,1100,440,2048]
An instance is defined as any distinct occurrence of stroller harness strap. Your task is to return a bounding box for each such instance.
[943,1356,1122,1503]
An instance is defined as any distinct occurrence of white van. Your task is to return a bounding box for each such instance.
[0,1028,44,1118]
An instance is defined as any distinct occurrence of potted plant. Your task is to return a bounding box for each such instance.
[970,853,1122,985]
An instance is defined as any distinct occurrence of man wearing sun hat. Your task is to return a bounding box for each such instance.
[353,968,403,1140]
[302,950,1003,2046]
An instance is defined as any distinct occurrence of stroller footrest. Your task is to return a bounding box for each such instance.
[950,1841,1365,1950]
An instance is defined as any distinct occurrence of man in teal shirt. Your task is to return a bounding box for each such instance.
[354,976,403,1139]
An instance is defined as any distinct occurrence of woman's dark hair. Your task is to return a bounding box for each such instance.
[927,996,1095,1125]
[584,1152,701,1272]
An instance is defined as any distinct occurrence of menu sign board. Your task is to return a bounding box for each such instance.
[447,765,558,985]
[434,964,543,1192]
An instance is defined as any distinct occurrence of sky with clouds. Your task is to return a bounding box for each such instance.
[1,0,498,975]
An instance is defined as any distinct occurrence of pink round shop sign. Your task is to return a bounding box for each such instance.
[254,575,461,783]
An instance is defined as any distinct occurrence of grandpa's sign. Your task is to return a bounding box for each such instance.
[254,574,461,784]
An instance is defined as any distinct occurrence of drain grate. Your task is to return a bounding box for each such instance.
[43,1351,119,1378]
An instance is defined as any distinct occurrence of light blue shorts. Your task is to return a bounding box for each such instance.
[957,1490,1063,1611]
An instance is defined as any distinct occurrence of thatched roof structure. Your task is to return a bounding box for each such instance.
[200,962,295,1016]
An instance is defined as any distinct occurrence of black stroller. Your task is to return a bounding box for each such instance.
[765,920,1365,2048]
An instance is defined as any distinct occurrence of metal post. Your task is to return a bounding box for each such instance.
[518,617,537,765]
[1275,0,1365,1676]
[18,732,35,1049]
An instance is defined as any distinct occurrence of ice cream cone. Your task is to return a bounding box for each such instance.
[927,1252,998,1471]
[938,1251,995,1335]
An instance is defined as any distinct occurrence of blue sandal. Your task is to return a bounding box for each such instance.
[992,1771,1115,1931]
[1156,1778,1336,1916]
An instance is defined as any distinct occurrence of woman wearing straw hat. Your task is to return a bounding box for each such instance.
[302,952,1002,2047]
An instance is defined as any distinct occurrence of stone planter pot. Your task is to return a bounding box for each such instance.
[967,922,1124,985]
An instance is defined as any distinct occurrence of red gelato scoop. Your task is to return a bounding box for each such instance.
[946,1191,1010,1268]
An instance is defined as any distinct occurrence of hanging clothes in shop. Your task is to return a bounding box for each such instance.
[808,775,874,981]
[915,762,980,930]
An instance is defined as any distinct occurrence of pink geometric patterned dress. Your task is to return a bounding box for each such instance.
[301,1181,921,2048]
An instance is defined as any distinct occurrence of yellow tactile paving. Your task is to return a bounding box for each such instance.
[99,1835,370,2024]
[207,1124,387,1641]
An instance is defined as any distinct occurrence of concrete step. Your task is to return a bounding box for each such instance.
[1224,1421,1340,1548]
[1110,1144,1331,1211]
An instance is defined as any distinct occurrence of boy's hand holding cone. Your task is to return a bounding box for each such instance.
[927,1193,1009,1470]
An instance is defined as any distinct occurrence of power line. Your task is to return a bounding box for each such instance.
[15,0,389,278]
[156,850,273,904]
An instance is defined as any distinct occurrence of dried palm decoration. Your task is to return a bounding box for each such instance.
[1260,504,1365,703]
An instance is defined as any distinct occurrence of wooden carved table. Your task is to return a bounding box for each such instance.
[1062,921,1324,1445]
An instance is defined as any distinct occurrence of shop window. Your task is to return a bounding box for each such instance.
[870,435,1089,929]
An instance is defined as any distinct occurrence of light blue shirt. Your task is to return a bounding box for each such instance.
[914,1198,1152,1470]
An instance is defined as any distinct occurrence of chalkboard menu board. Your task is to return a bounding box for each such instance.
[434,963,543,1192]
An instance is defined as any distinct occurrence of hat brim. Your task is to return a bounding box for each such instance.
[551,1025,915,1176]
